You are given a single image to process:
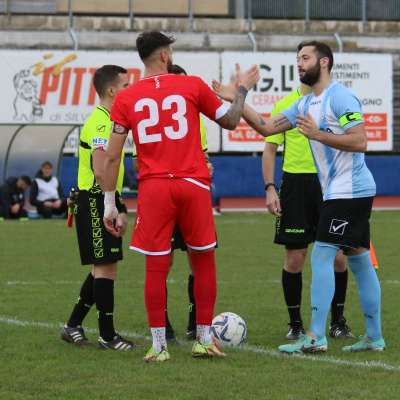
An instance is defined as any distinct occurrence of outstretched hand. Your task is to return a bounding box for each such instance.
[212,80,236,102]
[235,63,260,91]
[212,63,260,102]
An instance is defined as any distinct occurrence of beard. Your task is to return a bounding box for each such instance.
[166,57,173,71]
[299,62,321,86]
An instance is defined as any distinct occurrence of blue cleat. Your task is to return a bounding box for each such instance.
[278,334,328,354]
[342,336,385,353]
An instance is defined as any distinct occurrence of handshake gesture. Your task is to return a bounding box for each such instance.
[213,63,259,101]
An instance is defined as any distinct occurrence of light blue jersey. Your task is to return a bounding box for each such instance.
[281,81,376,200]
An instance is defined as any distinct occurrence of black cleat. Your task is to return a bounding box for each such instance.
[286,321,305,340]
[98,334,135,350]
[186,328,196,341]
[329,317,354,339]
[61,325,91,346]
[166,326,177,343]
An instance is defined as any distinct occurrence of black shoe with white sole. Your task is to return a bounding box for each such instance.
[286,321,306,340]
[329,317,354,339]
[61,325,91,346]
[98,334,135,350]
[186,329,196,341]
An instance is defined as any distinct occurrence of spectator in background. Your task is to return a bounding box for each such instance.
[0,175,31,219]
[30,161,67,218]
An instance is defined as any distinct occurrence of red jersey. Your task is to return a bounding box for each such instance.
[110,73,228,182]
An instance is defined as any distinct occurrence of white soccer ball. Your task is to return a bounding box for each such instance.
[211,312,247,347]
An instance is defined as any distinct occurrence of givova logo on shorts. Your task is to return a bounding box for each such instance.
[329,219,349,236]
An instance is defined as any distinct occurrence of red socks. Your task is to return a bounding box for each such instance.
[144,250,216,328]
[144,255,170,327]
[189,250,217,325]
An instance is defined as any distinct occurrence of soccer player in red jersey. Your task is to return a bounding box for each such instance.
[102,31,259,362]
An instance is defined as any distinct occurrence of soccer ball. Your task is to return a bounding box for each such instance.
[211,312,247,347]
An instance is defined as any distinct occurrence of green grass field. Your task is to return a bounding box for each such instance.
[1,212,399,400]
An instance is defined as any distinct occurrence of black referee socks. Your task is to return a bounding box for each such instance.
[282,269,302,324]
[94,278,116,342]
[67,272,95,328]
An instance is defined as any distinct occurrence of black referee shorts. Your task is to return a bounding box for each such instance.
[75,188,123,266]
[274,172,323,249]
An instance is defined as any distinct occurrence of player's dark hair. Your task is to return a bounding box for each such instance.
[20,175,32,186]
[168,64,187,75]
[297,41,334,72]
[136,31,175,61]
[93,65,127,98]
[41,161,53,168]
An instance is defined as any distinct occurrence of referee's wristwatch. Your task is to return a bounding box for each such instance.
[264,182,276,191]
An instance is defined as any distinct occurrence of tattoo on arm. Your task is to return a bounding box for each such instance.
[258,115,266,126]
[273,115,289,129]
[219,85,248,129]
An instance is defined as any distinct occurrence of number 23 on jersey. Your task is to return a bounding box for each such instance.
[135,95,188,144]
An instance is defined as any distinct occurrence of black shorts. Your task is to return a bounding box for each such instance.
[316,197,373,250]
[274,173,322,249]
[171,226,219,252]
[75,188,123,265]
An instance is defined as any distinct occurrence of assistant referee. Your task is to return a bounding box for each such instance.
[61,65,134,350]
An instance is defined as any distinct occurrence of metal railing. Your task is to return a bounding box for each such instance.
[1,0,400,29]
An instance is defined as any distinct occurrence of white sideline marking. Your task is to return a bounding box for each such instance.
[0,316,149,340]
[1,315,399,373]
[6,280,82,286]
[242,344,400,372]
[5,279,399,287]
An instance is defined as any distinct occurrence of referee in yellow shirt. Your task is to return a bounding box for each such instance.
[263,84,353,340]
[61,65,134,350]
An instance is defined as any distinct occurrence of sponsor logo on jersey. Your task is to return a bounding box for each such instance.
[92,137,108,148]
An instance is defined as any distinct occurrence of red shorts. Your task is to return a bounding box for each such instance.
[130,178,216,255]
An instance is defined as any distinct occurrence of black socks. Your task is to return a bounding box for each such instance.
[94,278,116,341]
[331,270,348,323]
[187,274,196,331]
[282,269,302,324]
[67,272,94,328]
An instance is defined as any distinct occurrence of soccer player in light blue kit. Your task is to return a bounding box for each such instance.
[213,41,384,353]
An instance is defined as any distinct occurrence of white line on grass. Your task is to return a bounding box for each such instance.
[242,344,400,372]
[6,280,82,286]
[0,315,149,340]
[1,315,399,373]
[5,279,399,287]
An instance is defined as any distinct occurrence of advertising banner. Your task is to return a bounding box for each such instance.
[0,50,221,152]
[0,51,393,152]
[221,52,393,151]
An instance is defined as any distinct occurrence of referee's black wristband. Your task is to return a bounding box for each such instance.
[116,196,128,214]
[264,183,276,191]
[116,202,127,214]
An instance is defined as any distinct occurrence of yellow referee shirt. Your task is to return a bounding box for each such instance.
[266,88,317,174]
[78,105,125,193]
